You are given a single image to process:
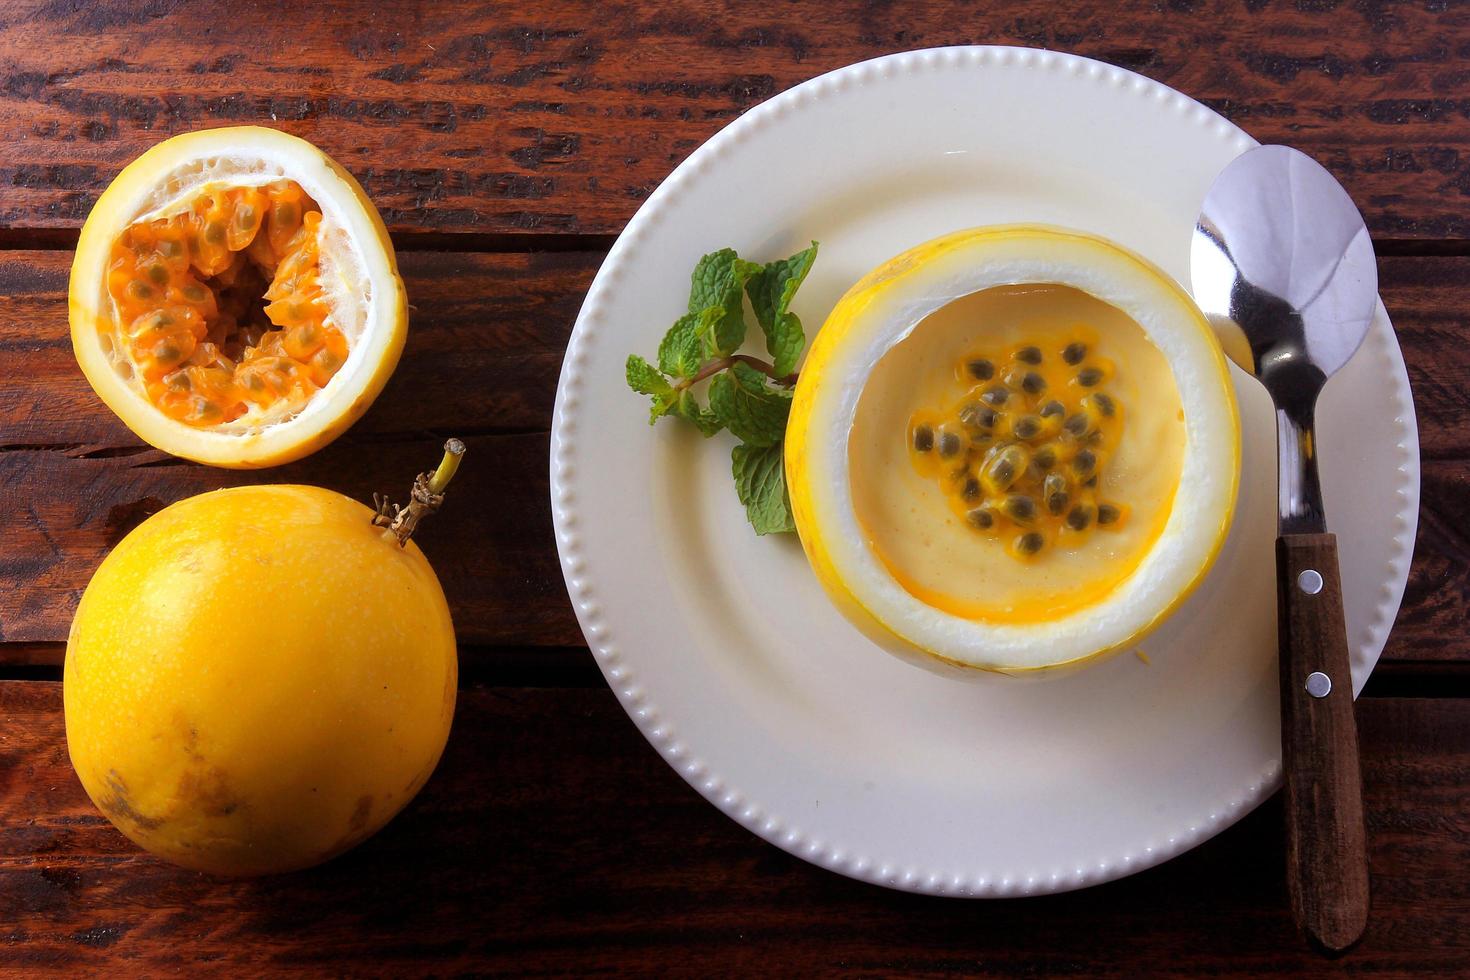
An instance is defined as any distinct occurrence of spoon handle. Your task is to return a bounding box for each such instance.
[1276,532,1369,952]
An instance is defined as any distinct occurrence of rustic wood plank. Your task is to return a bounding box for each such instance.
[4,440,1459,659]
[0,250,595,445]
[0,433,579,647]
[2,252,1464,657]
[0,683,1464,974]
[0,1,1467,242]
[4,252,1463,451]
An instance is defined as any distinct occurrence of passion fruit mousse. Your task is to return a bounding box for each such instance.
[786,225,1240,677]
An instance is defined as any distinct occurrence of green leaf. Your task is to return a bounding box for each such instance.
[669,389,723,437]
[626,355,680,424]
[688,249,759,358]
[626,354,671,397]
[746,242,818,376]
[657,310,711,378]
[706,362,792,448]
[732,441,795,535]
[766,311,804,379]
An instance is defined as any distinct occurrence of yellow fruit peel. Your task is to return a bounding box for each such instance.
[64,485,457,875]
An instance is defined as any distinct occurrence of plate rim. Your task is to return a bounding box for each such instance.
[549,44,1421,897]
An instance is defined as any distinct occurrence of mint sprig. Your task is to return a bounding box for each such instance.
[625,242,819,535]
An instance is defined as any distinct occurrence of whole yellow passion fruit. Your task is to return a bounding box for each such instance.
[63,446,462,875]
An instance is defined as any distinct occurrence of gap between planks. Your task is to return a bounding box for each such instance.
[0,227,1464,257]
[4,643,1469,696]
[0,227,619,254]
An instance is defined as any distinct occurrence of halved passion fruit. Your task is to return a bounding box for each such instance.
[786,226,1240,677]
[69,126,406,468]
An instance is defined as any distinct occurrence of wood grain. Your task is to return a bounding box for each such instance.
[0,682,1464,975]
[0,433,579,647]
[0,1,1467,242]
[2,252,1465,658]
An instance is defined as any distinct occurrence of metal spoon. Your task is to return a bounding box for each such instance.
[1191,145,1375,953]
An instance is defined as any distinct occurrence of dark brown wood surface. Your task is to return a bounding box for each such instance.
[1,0,1467,975]
[1,684,1467,975]
[0,0,1468,243]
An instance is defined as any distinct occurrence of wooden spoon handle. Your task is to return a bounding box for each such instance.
[1276,532,1369,952]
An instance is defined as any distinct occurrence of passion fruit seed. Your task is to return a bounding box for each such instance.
[1044,473,1070,515]
[958,402,996,431]
[1002,494,1038,524]
[912,340,1127,557]
[1013,531,1045,557]
[106,179,346,428]
[981,444,1029,495]
[1012,414,1043,440]
[967,359,995,380]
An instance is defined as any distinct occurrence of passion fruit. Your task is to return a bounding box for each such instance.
[69,126,407,468]
[63,442,464,875]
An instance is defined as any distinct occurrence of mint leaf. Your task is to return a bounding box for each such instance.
[766,311,804,379]
[658,309,714,377]
[706,361,792,448]
[732,441,795,535]
[626,355,679,424]
[669,389,722,437]
[626,354,671,397]
[630,243,819,537]
[746,242,818,376]
[689,249,759,358]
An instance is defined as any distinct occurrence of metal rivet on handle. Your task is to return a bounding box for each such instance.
[1305,672,1332,698]
[1298,569,1324,595]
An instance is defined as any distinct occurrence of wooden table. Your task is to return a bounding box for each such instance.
[2,1,1467,974]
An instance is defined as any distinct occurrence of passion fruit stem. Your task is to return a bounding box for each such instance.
[677,354,798,390]
[428,439,466,495]
[372,439,466,547]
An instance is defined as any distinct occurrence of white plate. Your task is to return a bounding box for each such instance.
[550,46,1420,896]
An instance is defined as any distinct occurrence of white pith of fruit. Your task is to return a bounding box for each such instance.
[785,226,1240,676]
[69,126,406,468]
